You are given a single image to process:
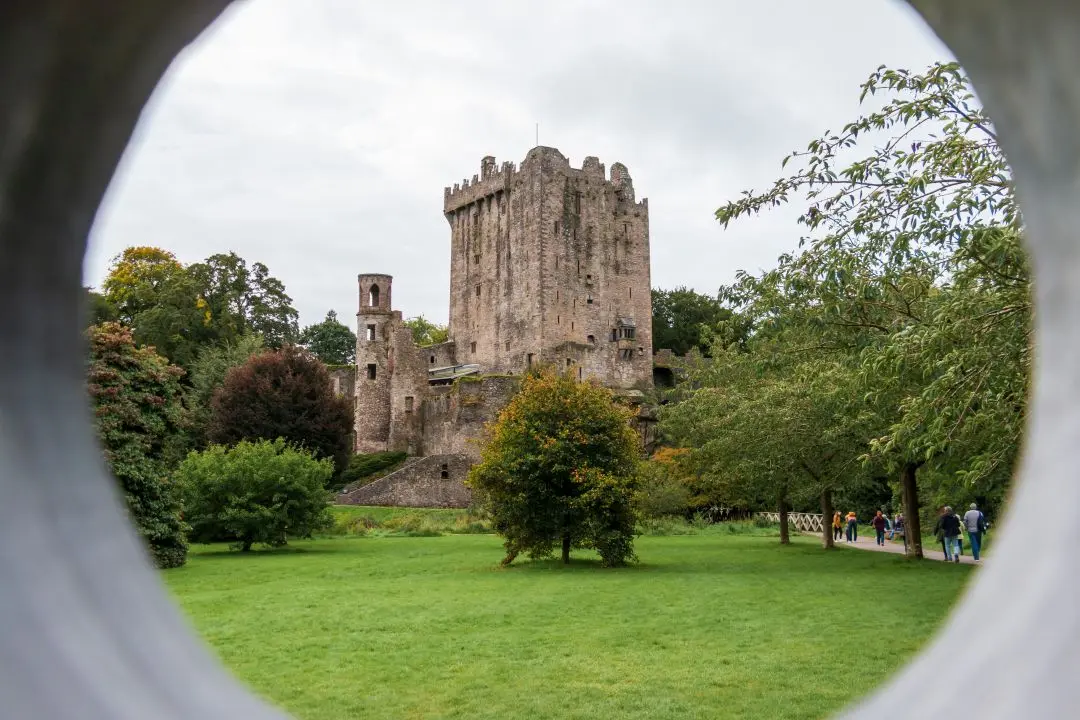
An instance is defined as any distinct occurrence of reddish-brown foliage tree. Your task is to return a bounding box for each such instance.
[208,345,353,479]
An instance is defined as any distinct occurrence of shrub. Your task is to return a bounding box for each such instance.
[209,345,353,479]
[636,449,693,518]
[176,438,334,551]
[86,322,189,568]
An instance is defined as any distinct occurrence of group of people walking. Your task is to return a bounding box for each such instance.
[830,503,988,562]
[935,503,989,562]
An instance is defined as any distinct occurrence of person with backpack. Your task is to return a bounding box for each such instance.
[871,510,888,546]
[963,503,989,561]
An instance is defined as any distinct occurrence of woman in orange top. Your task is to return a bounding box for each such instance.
[845,511,858,542]
[832,511,843,542]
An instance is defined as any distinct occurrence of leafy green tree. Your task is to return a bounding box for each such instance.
[467,367,642,567]
[83,287,117,326]
[209,345,353,478]
[188,252,300,348]
[713,62,1025,557]
[402,315,449,347]
[184,332,266,448]
[661,340,873,547]
[176,438,334,552]
[86,322,189,568]
[299,310,356,365]
[99,247,300,368]
[101,246,187,323]
[651,286,738,356]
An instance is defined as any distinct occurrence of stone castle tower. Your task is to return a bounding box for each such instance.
[341,147,655,506]
[443,146,653,387]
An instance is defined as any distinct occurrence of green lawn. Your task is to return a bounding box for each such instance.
[163,526,972,720]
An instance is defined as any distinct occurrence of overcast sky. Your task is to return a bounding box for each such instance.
[86,0,953,331]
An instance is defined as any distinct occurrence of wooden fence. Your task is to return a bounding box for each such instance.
[754,511,824,533]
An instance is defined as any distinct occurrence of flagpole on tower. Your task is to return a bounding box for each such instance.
[536,122,539,147]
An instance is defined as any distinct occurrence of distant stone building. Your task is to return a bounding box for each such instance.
[337,146,655,508]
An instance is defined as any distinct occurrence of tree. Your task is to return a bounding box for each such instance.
[713,62,1025,557]
[183,332,266,448]
[83,287,117,326]
[467,367,642,567]
[176,438,334,552]
[402,315,449,347]
[189,252,299,348]
[101,246,186,323]
[660,340,873,547]
[299,310,356,365]
[651,286,737,356]
[209,345,353,478]
[86,322,189,568]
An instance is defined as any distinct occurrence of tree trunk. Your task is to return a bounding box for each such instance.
[561,533,571,564]
[901,462,923,559]
[778,491,790,545]
[821,487,835,549]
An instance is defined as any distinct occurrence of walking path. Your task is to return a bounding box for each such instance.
[815,531,979,565]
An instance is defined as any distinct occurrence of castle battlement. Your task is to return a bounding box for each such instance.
[443,147,644,215]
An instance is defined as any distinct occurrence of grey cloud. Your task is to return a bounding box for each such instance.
[87,0,954,332]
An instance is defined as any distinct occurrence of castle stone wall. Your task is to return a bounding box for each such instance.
[420,375,520,459]
[337,454,473,508]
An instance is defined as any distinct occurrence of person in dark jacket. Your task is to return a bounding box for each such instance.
[872,511,888,546]
[940,506,962,562]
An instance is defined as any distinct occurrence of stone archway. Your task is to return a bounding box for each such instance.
[1,2,1077,718]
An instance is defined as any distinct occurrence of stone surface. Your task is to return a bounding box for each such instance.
[337,454,473,508]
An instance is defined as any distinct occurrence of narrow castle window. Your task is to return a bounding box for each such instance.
[505,341,510,351]
[474,254,480,265]
[586,296,593,305]
[369,284,380,307]
[577,367,582,380]
[629,288,633,299]
[554,221,560,235]
[366,324,375,341]
[557,315,560,324]
[571,322,574,331]
[440,463,449,479]
[610,329,617,342]
[527,353,534,367]
[470,341,477,354]
[405,396,414,413]
[566,358,572,368]
[475,284,481,297]
[430,355,435,364]
[366,364,377,380]
[623,222,629,236]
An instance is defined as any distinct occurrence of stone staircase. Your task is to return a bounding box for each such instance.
[336,454,473,508]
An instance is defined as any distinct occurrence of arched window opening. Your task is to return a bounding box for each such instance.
[369,284,380,307]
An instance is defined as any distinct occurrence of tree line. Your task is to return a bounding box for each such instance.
[650,62,1027,557]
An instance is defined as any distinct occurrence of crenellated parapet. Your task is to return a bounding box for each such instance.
[443,147,647,215]
[444,158,518,214]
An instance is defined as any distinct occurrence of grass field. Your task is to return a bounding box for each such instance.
[163,520,973,720]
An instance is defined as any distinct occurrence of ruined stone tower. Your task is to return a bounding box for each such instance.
[354,273,394,453]
[443,147,653,387]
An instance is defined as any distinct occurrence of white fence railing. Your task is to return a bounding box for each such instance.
[754,511,824,533]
